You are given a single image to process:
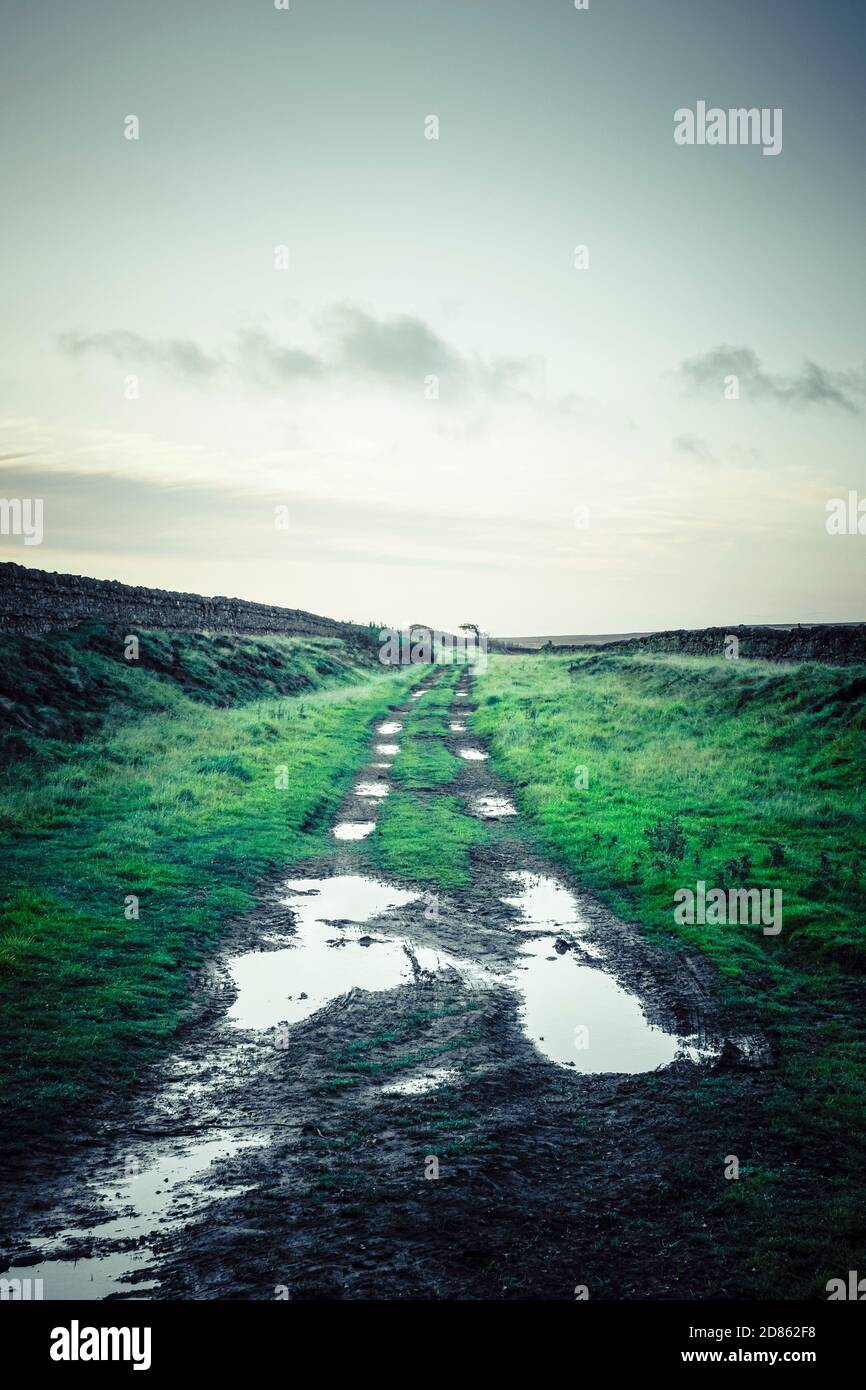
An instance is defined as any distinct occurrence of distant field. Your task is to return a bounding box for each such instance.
[493,631,650,648]
[494,622,863,650]
[494,621,866,664]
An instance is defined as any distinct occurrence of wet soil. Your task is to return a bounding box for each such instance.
[0,668,772,1300]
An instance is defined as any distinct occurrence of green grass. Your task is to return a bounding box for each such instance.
[0,624,380,750]
[369,791,487,888]
[472,650,866,1296]
[388,668,462,788]
[0,633,417,1143]
[368,667,484,876]
[391,740,462,789]
[473,652,866,976]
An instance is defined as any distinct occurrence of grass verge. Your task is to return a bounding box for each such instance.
[0,634,416,1147]
[473,650,866,1296]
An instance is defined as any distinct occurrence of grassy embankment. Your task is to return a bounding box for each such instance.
[0,626,417,1146]
[471,650,866,1296]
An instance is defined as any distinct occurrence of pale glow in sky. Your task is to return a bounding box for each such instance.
[1,0,864,634]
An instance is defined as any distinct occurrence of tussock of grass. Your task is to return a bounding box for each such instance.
[392,741,461,788]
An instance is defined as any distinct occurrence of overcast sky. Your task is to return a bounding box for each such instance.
[1,0,864,634]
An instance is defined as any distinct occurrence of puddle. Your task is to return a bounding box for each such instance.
[226,876,491,1033]
[494,873,691,1071]
[333,821,376,840]
[227,877,419,1030]
[502,871,603,956]
[224,866,690,1080]
[375,743,400,756]
[449,721,467,732]
[378,721,402,734]
[454,692,468,699]
[513,935,685,1073]
[1,1130,266,1300]
[411,691,427,699]
[381,1067,461,1096]
[458,748,488,761]
[355,781,389,798]
[0,1249,157,1302]
[472,794,517,818]
[372,761,390,769]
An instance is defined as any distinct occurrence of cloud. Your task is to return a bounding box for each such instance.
[60,331,220,379]
[673,433,713,461]
[676,345,866,413]
[232,331,324,385]
[59,306,537,400]
[327,305,461,383]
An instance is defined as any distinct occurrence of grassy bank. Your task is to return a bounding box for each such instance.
[0,624,379,750]
[0,631,416,1146]
[472,651,866,1295]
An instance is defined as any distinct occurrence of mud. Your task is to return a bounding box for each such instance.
[0,668,771,1301]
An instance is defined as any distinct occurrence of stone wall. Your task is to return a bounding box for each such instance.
[571,624,866,666]
[0,562,364,641]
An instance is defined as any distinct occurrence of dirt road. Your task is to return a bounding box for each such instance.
[2,669,770,1300]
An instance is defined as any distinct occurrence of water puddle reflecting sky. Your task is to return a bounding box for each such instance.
[496,870,690,1070]
[226,877,485,1031]
[472,794,517,818]
[501,871,603,956]
[332,821,376,840]
[514,935,682,1073]
[1,1130,266,1301]
[355,781,389,798]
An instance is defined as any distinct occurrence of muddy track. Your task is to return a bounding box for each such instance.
[1,667,771,1300]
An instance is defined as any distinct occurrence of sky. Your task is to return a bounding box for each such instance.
[1,0,864,635]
